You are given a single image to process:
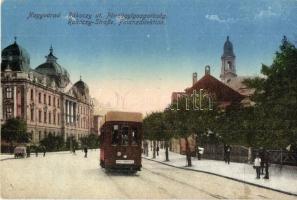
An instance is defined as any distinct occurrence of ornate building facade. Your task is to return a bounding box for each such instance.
[1,39,94,144]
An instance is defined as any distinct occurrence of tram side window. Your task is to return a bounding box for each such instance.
[122,127,129,145]
[131,127,138,145]
[112,125,119,145]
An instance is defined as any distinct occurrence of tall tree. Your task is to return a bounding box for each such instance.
[143,112,166,159]
[244,36,297,148]
[166,97,195,166]
[40,133,64,151]
[1,117,32,152]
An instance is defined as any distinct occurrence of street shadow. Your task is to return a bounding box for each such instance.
[0,157,15,162]
[105,169,140,177]
[83,167,140,177]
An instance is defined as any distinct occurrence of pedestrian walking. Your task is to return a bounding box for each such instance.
[35,146,38,157]
[224,144,227,162]
[150,142,153,151]
[259,147,265,175]
[144,141,149,156]
[254,153,261,179]
[73,146,76,155]
[43,146,46,157]
[197,147,201,160]
[156,146,159,156]
[84,146,88,158]
[27,146,31,158]
[263,151,270,179]
[225,145,231,164]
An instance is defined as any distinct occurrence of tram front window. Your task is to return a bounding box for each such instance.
[132,128,138,145]
[122,127,129,145]
[112,125,119,145]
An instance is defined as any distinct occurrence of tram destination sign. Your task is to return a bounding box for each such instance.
[116,160,135,164]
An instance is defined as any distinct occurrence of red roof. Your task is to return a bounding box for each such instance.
[171,92,186,102]
[185,74,244,104]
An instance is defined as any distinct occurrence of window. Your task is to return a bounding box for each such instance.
[39,110,42,122]
[122,127,129,145]
[44,111,47,123]
[111,125,119,145]
[6,87,12,99]
[38,131,41,141]
[38,93,41,103]
[48,96,51,106]
[31,108,34,121]
[57,99,60,108]
[57,114,60,125]
[53,97,56,107]
[53,112,56,124]
[44,94,46,104]
[49,112,51,124]
[131,127,138,145]
[6,106,13,119]
[30,89,34,100]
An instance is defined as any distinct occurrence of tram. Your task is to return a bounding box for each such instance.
[100,111,143,172]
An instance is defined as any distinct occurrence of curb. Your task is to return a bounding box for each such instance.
[143,156,297,197]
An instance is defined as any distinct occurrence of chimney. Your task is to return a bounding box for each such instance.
[192,72,197,86]
[205,65,210,75]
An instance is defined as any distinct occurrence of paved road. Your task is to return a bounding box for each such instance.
[1,150,296,199]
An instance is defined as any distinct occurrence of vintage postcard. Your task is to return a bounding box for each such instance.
[1,0,297,199]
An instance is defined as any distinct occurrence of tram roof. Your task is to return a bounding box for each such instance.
[103,111,143,123]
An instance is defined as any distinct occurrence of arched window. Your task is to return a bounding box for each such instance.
[49,112,51,124]
[227,61,232,69]
[44,111,47,123]
[48,95,51,106]
[30,89,34,100]
[31,108,34,121]
[6,87,12,99]
[6,106,12,119]
[39,110,42,122]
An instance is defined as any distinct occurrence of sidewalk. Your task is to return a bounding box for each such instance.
[143,149,297,196]
[0,150,78,161]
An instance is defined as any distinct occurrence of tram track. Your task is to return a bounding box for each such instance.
[104,171,132,198]
[142,165,228,199]
[137,170,178,199]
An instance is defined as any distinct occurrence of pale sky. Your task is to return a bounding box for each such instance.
[2,0,297,115]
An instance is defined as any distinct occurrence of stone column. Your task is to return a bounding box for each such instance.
[65,100,67,123]
[73,103,76,124]
[68,101,71,123]
[13,86,17,117]
[70,101,73,123]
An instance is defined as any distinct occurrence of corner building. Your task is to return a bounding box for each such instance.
[1,40,94,144]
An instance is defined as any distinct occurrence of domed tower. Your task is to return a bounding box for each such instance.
[35,46,70,88]
[1,37,30,72]
[73,77,90,97]
[220,36,237,81]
